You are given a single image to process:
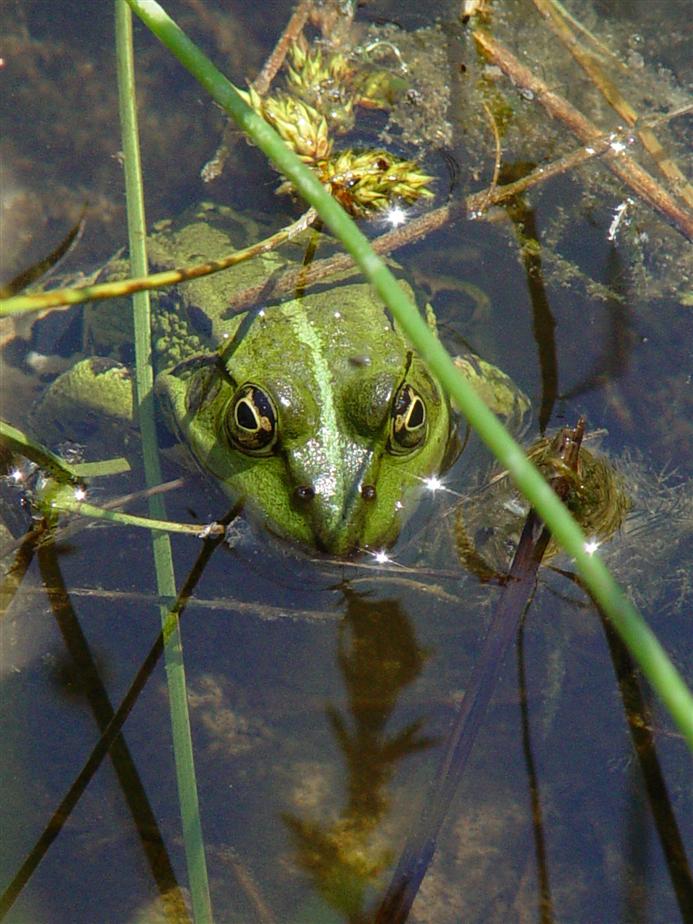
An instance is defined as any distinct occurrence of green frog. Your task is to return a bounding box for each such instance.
[29,202,528,556]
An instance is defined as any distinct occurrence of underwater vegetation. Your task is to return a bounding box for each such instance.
[1,1,692,922]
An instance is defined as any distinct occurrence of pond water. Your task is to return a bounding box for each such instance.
[1,1,692,922]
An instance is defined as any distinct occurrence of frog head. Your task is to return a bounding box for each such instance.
[156,286,454,556]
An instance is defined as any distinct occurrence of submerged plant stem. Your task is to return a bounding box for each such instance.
[530,0,693,209]
[473,29,693,241]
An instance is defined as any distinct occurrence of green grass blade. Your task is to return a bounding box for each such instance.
[0,420,82,483]
[124,0,693,753]
[39,482,222,536]
[0,420,131,481]
[114,3,213,920]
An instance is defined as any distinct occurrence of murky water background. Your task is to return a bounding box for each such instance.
[1,1,691,922]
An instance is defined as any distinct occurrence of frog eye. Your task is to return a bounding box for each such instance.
[390,384,427,454]
[225,384,277,454]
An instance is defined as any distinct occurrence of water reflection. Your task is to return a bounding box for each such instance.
[559,247,636,405]
[285,588,433,920]
[498,161,559,434]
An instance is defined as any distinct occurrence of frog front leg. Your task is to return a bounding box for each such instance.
[30,357,135,452]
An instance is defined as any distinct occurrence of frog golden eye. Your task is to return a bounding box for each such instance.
[226,384,277,454]
[390,384,427,454]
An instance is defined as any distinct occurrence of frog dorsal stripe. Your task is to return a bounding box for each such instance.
[289,300,345,501]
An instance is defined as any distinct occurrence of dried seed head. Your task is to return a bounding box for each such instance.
[317,149,434,217]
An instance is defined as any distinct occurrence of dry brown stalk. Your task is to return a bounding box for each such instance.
[251,0,313,96]
[473,29,693,241]
[221,133,623,314]
[530,0,693,209]
[478,100,502,212]
[9,130,632,318]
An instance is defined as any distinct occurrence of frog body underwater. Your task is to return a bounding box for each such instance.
[30,202,527,556]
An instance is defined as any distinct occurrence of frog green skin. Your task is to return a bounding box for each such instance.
[31,202,527,556]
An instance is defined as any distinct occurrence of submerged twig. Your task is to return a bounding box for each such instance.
[473,30,693,241]
[373,419,586,923]
[252,0,313,96]
[0,209,86,298]
[545,0,626,66]
[517,616,554,924]
[530,0,693,209]
[101,476,187,511]
[217,847,278,924]
[10,581,346,624]
[478,100,502,211]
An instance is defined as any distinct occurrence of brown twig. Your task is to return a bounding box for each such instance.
[220,130,629,314]
[473,29,693,241]
[530,0,693,209]
[252,0,313,96]
[478,100,502,212]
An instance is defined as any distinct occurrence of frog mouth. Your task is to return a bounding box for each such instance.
[291,489,368,557]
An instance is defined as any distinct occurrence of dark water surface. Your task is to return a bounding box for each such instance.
[1,1,692,922]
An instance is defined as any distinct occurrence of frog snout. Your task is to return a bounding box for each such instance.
[291,479,377,555]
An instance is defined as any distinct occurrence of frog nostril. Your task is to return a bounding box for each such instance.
[360,484,377,501]
[294,484,315,503]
